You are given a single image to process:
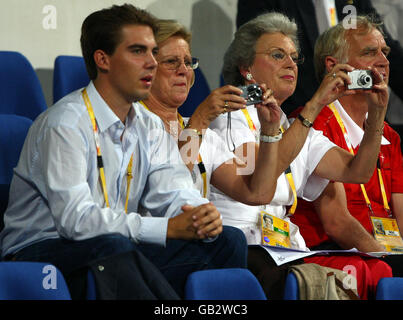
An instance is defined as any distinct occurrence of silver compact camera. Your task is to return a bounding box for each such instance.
[347,70,372,90]
[238,84,263,105]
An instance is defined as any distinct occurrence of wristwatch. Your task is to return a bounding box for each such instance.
[297,113,313,128]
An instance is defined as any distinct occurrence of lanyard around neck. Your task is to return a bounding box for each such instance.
[140,101,207,198]
[82,89,133,213]
[328,103,391,217]
[242,108,297,215]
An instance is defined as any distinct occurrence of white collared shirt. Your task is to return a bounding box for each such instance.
[1,82,208,257]
[332,99,390,148]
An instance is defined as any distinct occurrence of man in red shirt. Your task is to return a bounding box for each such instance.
[291,15,403,298]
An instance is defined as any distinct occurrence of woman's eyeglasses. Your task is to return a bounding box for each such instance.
[255,48,304,65]
[158,56,199,70]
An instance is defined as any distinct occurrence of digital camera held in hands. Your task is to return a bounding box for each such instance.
[347,70,373,90]
[238,84,263,105]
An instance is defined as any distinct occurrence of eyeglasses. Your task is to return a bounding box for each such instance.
[158,56,199,71]
[255,48,304,65]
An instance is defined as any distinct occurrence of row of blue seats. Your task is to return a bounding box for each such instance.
[0,260,401,300]
[0,261,267,300]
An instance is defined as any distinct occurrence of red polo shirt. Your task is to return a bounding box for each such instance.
[290,105,403,248]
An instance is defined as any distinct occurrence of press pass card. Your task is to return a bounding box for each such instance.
[371,217,403,253]
[260,211,291,248]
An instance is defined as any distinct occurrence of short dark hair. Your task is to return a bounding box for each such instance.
[80,4,158,80]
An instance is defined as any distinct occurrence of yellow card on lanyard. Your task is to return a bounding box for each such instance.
[370,217,403,253]
[329,103,403,253]
[260,211,291,248]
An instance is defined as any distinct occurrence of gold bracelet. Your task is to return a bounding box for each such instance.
[184,123,203,138]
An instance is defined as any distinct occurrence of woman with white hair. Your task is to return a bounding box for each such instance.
[209,12,391,299]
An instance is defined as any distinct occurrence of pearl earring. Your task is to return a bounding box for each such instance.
[246,73,253,81]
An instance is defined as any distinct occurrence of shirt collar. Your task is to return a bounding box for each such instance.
[332,99,390,148]
[85,81,136,133]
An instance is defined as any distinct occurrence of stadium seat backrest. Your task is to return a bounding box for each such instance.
[0,51,47,121]
[0,114,32,231]
[185,268,267,300]
[178,67,210,117]
[0,262,71,300]
[53,55,90,103]
[376,277,403,300]
[283,271,299,300]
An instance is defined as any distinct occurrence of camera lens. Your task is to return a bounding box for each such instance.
[250,87,262,101]
[358,74,371,86]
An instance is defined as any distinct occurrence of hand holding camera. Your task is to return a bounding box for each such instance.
[308,64,353,110]
[238,83,263,105]
[247,83,282,134]
[347,70,373,90]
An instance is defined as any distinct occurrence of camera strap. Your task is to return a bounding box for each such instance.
[226,112,236,152]
[82,88,134,213]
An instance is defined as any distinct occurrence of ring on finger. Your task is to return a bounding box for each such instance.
[331,72,337,79]
[223,101,229,113]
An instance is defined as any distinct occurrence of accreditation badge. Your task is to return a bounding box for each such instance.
[370,217,403,253]
[260,211,291,248]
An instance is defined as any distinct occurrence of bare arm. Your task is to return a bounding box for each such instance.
[178,85,246,172]
[181,85,284,206]
[211,141,279,205]
[274,64,357,176]
[313,182,385,252]
[210,85,282,204]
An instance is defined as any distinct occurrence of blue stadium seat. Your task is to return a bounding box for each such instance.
[0,262,71,300]
[0,51,47,121]
[178,67,210,117]
[86,269,97,300]
[0,114,32,231]
[283,271,299,300]
[376,277,403,300]
[53,55,90,103]
[220,73,225,87]
[185,268,267,300]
